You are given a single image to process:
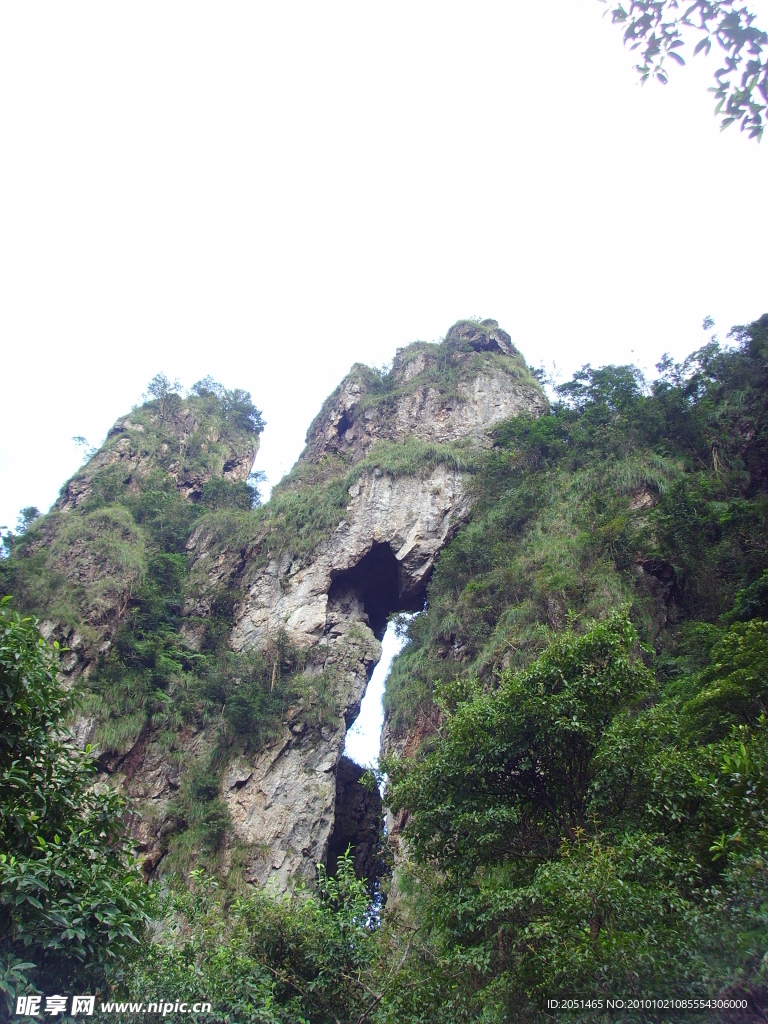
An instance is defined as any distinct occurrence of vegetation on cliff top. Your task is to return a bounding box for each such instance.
[0,332,514,891]
[384,316,768,740]
[287,318,543,487]
[183,322,534,596]
[0,381,292,883]
[0,379,263,635]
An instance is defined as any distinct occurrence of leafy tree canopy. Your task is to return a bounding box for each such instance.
[0,600,150,1009]
[386,611,768,1019]
[0,510,40,560]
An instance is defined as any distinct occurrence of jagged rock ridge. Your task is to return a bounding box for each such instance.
[297,319,544,473]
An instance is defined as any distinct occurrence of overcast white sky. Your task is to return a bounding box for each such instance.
[1,1,766,531]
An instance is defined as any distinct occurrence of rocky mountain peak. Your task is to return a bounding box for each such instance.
[56,394,259,513]
[221,320,547,887]
[443,317,516,355]
[294,320,545,477]
[7,387,262,681]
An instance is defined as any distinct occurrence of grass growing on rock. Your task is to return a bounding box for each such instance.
[384,319,768,743]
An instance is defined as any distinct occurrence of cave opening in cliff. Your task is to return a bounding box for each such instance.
[337,409,352,437]
[327,541,426,641]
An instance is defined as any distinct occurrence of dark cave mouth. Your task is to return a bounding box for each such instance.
[337,409,352,437]
[327,755,384,894]
[327,541,427,640]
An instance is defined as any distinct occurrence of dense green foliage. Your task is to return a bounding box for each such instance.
[0,382,278,878]
[101,848,481,1024]
[384,315,768,738]
[377,313,768,1020]
[101,313,768,1021]
[109,854,382,1023]
[0,602,150,1010]
[0,381,264,630]
[0,353,506,890]
[386,613,768,1019]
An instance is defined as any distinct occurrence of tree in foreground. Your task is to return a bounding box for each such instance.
[602,0,768,138]
[111,847,452,1022]
[387,611,768,1021]
[0,598,150,1010]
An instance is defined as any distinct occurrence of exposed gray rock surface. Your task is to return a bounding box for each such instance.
[57,408,256,513]
[445,317,516,354]
[231,466,471,652]
[24,398,258,684]
[30,320,546,892]
[224,466,471,884]
[217,321,547,889]
[296,320,546,474]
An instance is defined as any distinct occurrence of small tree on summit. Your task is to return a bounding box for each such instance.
[15,509,39,537]
[144,373,182,422]
[191,377,266,436]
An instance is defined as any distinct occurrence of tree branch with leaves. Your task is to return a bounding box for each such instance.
[602,0,768,138]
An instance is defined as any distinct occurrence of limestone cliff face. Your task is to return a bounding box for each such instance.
[231,467,471,652]
[212,320,547,888]
[298,319,546,472]
[221,466,472,886]
[57,405,256,514]
[4,320,545,891]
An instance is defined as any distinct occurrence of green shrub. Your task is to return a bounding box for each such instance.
[113,854,378,1024]
[0,600,150,1008]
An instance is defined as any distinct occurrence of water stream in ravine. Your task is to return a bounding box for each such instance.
[343,617,410,770]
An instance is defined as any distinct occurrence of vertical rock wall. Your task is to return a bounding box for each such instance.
[221,321,547,887]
